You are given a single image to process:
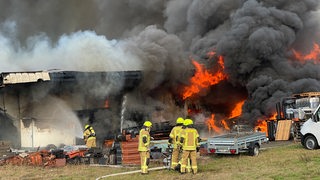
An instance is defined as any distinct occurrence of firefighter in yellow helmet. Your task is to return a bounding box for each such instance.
[180,119,200,174]
[83,124,96,148]
[168,117,184,170]
[138,120,152,174]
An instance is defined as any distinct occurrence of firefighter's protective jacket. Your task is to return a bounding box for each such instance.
[169,125,183,148]
[83,126,96,141]
[138,128,150,152]
[180,127,199,150]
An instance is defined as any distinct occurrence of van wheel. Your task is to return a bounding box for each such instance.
[303,135,318,150]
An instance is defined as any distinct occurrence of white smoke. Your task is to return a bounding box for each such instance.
[0,26,143,72]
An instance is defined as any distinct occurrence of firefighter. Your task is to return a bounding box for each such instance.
[138,120,152,174]
[168,117,184,170]
[180,118,200,174]
[83,124,97,148]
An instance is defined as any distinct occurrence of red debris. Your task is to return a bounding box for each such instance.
[2,150,62,167]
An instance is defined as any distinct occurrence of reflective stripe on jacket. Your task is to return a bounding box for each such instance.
[169,125,183,148]
[180,127,199,150]
[138,128,150,152]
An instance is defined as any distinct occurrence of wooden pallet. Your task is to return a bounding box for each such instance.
[275,120,292,140]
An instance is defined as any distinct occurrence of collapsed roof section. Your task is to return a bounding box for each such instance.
[0,71,50,87]
[0,70,142,92]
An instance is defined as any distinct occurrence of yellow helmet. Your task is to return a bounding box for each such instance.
[183,119,193,126]
[85,124,90,129]
[176,117,184,124]
[143,121,152,127]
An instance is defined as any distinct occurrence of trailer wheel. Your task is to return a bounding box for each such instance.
[303,135,318,150]
[248,144,259,156]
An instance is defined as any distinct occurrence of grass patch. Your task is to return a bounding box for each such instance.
[1,142,320,179]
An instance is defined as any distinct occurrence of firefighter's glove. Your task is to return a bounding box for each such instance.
[143,136,147,144]
[196,147,200,152]
[180,137,185,144]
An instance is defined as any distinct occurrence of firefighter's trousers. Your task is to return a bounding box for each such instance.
[139,151,150,174]
[171,147,181,169]
[180,150,197,174]
[86,137,96,148]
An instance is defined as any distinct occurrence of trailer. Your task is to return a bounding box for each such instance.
[207,131,268,156]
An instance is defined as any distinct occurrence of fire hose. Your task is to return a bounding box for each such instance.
[95,166,167,180]
[96,142,173,179]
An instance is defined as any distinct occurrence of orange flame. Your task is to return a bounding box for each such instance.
[182,57,227,99]
[206,114,223,134]
[292,43,320,63]
[255,119,267,133]
[218,55,225,69]
[270,113,277,120]
[205,116,230,134]
[254,113,276,133]
[229,100,245,119]
[221,119,230,131]
[204,100,245,133]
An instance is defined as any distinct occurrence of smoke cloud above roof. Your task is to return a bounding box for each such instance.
[0,0,320,132]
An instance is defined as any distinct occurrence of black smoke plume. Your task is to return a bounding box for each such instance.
[0,0,319,142]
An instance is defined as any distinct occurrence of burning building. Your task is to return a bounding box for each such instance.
[0,0,320,148]
[0,70,142,148]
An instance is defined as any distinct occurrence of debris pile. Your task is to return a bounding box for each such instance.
[0,150,63,167]
[0,145,106,167]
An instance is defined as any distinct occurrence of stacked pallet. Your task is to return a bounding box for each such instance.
[275,120,292,140]
[121,136,140,165]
